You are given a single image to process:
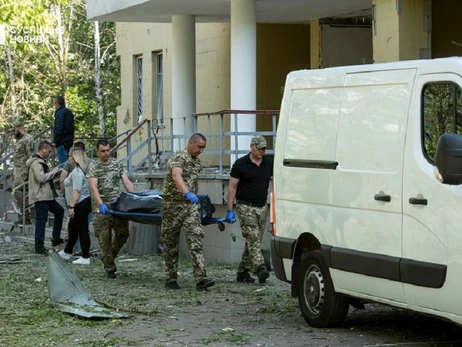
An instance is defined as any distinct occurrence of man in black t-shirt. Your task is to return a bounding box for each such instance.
[225,135,273,284]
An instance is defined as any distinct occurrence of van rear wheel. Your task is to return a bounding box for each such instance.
[298,250,349,327]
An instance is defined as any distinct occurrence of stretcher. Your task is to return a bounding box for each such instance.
[107,210,227,231]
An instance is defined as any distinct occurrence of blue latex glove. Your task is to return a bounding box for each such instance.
[225,210,236,223]
[98,203,109,215]
[184,191,200,204]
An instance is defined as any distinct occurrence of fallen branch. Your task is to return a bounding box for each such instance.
[94,298,155,315]
[0,257,23,264]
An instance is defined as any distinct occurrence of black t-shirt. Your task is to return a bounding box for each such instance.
[230,154,273,203]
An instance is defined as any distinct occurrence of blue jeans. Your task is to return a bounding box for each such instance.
[34,200,64,248]
[73,238,82,253]
[56,145,69,165]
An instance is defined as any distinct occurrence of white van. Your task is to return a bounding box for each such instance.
[271,57,462,328]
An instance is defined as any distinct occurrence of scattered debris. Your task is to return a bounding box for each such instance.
[47,249,127,319]
[0,256,22,264]
[118,258,137,262]
[364,343,462,347]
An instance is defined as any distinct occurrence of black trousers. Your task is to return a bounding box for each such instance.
[64,197,92,258]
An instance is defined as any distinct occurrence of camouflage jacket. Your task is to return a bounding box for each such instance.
[163,149,202,203]
[87,159,126,204]
[13,133,35,184]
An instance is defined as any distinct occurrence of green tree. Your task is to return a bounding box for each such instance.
[0,0,119,141]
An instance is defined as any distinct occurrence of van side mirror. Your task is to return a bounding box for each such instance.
[434,133,462,185]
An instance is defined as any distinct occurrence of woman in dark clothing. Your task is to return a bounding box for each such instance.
[58,147,92,265]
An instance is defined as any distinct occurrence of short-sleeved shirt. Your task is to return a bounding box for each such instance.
[86,159,125,204]
[13,133,35,183]
[64,166,90,204]
[63,158,94,174]
[62,160,73,174]
[230,154,273,203]
[163,149,202,203]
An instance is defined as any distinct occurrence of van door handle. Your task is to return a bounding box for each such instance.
[374,194,391,202]
[409,197,428,205]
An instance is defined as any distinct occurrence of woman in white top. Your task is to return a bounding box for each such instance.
[58,147,92,265]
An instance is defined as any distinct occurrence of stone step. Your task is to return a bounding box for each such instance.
[3,196,69,224]
[0,219,99,250]
[0,218,163,257]
[6,210,18,222]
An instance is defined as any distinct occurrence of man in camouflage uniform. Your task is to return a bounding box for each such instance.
[87,139,135,279]
[11,119,35,224]
[162,133,215,291]
[225,135,273,284]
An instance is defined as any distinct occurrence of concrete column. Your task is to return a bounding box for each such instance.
[230,0,256,160]
[372,0,430,63]
[172,15,196,150]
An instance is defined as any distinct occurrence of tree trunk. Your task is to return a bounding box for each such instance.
[6,46,16,117]
[94,21,106,136]
[55,4,67,97]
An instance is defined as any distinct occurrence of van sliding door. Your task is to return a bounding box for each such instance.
[330,69,416,304]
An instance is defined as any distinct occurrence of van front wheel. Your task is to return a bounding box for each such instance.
[298,251,349,327]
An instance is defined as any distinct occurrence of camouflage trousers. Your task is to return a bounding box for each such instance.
[161,202,207,283]
[12,181,34,223]
[236,204,268,274]
[93,211,129,272]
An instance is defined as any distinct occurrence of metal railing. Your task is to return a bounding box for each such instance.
[193,110,279,175]
[0,126,53,226]
[117,109,279,175]
[83,128,131,159]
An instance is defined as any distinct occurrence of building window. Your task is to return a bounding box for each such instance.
[423,82,462,162]
[156,53,164,125]
[136,55,143,123]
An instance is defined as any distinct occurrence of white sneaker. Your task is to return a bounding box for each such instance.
[72,257,90,265]
[58,250,72,260]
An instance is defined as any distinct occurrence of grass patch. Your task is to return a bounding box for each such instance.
[201,330,250,346]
